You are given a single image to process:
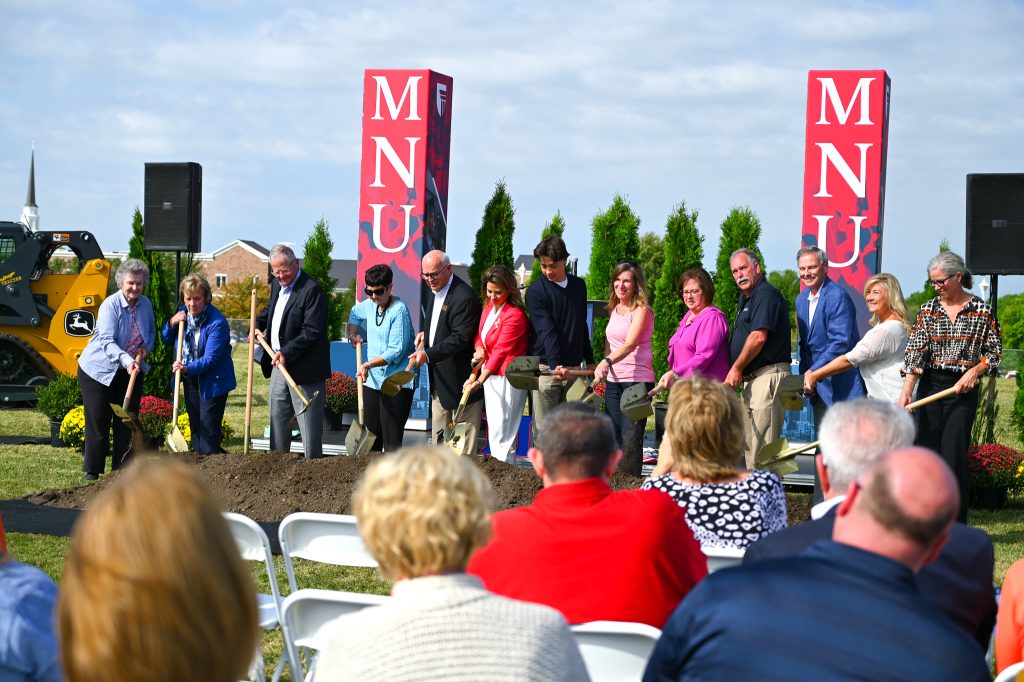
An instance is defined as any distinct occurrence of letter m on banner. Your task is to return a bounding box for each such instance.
[801,70,890,331]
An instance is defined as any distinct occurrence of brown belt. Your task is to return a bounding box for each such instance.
[743,362,790,383]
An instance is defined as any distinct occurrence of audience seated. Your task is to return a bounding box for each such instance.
[745,398,997,648]
[314,446,587,682]
[0,550,60,682]
[57,457,259,682]
[642,375,787,549]
[644,447,990,682]
[997,559,1024,674]
[468,402,707,628]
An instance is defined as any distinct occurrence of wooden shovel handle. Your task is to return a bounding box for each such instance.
[171,320,185,421]
[905,357,990,412]
[356,342,365,423]
[453,360,484,424]
[244,289,257,455]
[253,330,303,394]
[122,351,145,412]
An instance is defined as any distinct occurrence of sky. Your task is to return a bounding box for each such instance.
[2,0,1023,296]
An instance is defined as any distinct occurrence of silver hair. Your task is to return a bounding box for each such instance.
[268,244,298,264]
[796,246,828,264]
[114,258,150,288]
[927,251,973,289]
[730,248,760,268]
[818,398,915,491]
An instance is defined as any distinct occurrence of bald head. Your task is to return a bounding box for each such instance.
[422,250,452,292]
[834,447,958,571]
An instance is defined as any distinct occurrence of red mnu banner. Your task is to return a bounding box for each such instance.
[356,69,453,332]
[801,70,890,332]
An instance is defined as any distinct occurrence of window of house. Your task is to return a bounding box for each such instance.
[215,274,227,287]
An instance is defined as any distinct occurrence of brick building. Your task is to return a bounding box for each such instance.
[201,240,271,296]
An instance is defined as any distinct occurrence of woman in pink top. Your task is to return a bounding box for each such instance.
[594,261,655,446]
[654,267,730,392]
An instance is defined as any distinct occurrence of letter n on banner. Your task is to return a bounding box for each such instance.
[801,70,890,332]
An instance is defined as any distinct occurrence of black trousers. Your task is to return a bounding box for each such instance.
[604,381,655,447]
[78,365,142,475]
[182,378,228,455]
[362,386,413,452]
[915,368,978,524]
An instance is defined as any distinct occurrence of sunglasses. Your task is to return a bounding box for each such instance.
[364,286,387,297]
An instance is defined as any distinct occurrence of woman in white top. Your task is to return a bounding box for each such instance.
[802,273,912,402]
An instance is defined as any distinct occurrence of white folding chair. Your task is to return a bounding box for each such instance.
[571,621,662,682]
[281,588,389,682]
[996,661,1024,682]
[278,512,377,593]
[223,512,287,682]
[702,545,745,573]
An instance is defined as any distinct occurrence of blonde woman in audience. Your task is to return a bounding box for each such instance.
[315,446,588,682]
[57,458,259,682]
[643,375,787,549]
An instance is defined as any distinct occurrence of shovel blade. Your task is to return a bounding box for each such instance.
[505,356,541,391]
[755,438,791,469]
[620,383,655,421]
[110,402,130,420]
[295,390,321,417]
[778,374,806,411]
[345,422,377,456]
[381,370,415,397]
[565,379,590,402]
[445,423,469,453]
[766,457,801,478]
[166,426,189,453]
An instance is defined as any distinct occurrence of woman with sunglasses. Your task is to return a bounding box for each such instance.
[347,264,416,451]
[900,251,1002,523]
[594,261,655,446]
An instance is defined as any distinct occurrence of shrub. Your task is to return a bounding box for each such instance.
[138,396,173,441]
[35,373,83,422]
[60,406,87,450]
[967,443,1024,496]
[325,372,358,414]
[174,412,235,444]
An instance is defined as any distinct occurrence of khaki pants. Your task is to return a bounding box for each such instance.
[432,393,484,456]
[530,370,571,437]
[741,363,790,469]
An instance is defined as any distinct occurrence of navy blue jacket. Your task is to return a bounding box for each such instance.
[161,303,236,401]
[525,274,594,368]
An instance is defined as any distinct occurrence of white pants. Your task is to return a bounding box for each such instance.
[484,375,528,463]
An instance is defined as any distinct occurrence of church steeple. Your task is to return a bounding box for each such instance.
[21,147,39,232]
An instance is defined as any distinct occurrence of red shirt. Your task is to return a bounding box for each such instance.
[467,478,707,628]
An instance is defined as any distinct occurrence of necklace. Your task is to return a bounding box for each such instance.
[375,296,391,326]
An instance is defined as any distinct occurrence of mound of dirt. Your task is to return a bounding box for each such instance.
[29,451,647,521]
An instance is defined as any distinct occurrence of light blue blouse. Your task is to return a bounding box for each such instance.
[348,296,415,391]
[78,290,156,386]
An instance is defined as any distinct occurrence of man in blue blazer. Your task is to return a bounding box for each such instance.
[163,274,237,454]
[744,399,997,649]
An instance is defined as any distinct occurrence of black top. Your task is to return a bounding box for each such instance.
[424,275,483,409]
[729,277,791,373]
[525,274,594,368]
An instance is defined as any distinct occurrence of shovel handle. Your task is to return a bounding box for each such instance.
[254,330,305,397]
[356,342,365,423]
[171,320,185,420]
[122,351,145,412]
[904,357,990,412]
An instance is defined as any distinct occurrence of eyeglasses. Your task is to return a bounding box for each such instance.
[364,286,387,297]
[272,266,295,277]
[422,264,451,280]
[929,274,957,288]
[681,289,702,298]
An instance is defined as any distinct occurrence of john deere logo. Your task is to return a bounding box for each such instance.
[65,310,95,337]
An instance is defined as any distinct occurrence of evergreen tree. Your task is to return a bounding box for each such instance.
[529,211,566,284]
[302,217,344,340]
[128,207,177,400]
[712,206,765,327]
[468,179,516,293]
[586,195,641,362]
[638,232,665,307]
[651,203,703,380]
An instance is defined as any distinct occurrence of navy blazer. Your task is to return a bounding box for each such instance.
[424,275,483,409]
[796,277,865,404]
[255,271,331,385]
[743,507,997,649]
[161,303,237,400]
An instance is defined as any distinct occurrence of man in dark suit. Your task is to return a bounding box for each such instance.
[409,250,483,455]
[744,398,997,648]
[254,244,330,459]
[646,447,989,682]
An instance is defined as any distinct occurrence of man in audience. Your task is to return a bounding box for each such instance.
[0,550,60,682]
[467,402,707,628]
[644,447,990,682]
[744,398,997,647]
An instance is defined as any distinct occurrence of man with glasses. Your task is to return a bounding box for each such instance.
[409,250,483,455]
[525,236,594,426]
[255,244,329,458]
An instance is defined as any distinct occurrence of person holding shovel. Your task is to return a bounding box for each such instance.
[77,258,155,482]
[347,264,415,452]
[161,274,235,455]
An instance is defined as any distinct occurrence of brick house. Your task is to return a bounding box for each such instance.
[201,240,271,296]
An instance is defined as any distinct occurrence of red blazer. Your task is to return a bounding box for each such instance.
[474,303,529,376]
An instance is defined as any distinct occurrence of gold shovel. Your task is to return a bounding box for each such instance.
[756,439,820,478]
[445,361,483,453]
[619,382,656,421]
[253,331,320,416]
[381,339,422,397]
[505,356,594,391]
[110,351,144,431]
[344,342,377,455]
[778,374,807,411]
[166,320,188,453]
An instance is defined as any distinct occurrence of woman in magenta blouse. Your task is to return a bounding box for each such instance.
[655,267,731,392]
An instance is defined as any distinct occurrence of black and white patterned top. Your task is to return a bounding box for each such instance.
[902,296,1001,376]
[641,470,788,550]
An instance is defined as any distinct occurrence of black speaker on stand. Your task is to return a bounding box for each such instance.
[966,173,1024,319]
[144,162,202,301]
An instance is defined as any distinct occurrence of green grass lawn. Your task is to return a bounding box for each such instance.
[2,361,1022,678]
